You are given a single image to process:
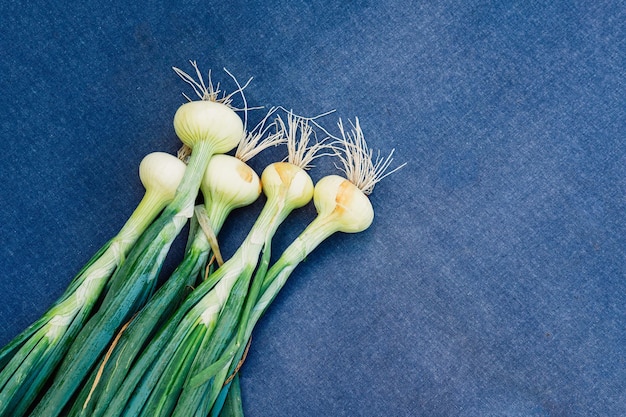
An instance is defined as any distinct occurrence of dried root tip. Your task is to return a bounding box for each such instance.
[235,107,286,162]
[194,206,224,267]
[224,337,252,386]
[276,110,333,170]
[335,118,406,195]
[177,144,192,163]
[172,61,253,110]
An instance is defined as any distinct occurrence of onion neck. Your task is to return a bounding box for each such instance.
[260,213,339,294]
[249,211,351,331]
[231,191,292,268]
[165,140,216,217]
[281,213,338,266]
[112,188,169,250]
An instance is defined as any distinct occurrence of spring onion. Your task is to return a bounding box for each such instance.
[2,60,403,417]
[31,67,245,417]
[0,152,186,417]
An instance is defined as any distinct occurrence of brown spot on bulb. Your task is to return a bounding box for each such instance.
[273,162,296,187]
[236,163,254,183]
[334,179,357,214]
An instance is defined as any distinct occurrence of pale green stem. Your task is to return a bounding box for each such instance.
[112,188,170,248]
[196,192,292,330]
[204,199,235,238]
[165,140,217,217]
[249,213,340,335]
[45,187,174,341]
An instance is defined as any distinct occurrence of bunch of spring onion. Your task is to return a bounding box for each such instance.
[0,151,186,417]
[32,67,247,416]
[81,112,329,417]
[1,61,403,417]
[199,118,405,416]
[69,102,287,417]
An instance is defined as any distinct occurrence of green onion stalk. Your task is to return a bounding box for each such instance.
[31,71,245,417]
[68,108,284,417]
[0,152,186,417]
[209,118,406,417]
[94,114,325,417]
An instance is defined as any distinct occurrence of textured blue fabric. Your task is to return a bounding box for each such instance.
[0,1,624,416]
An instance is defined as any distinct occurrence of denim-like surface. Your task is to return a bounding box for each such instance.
[0,1,624,416]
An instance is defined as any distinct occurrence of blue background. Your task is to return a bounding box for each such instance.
[0,1,624,415]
